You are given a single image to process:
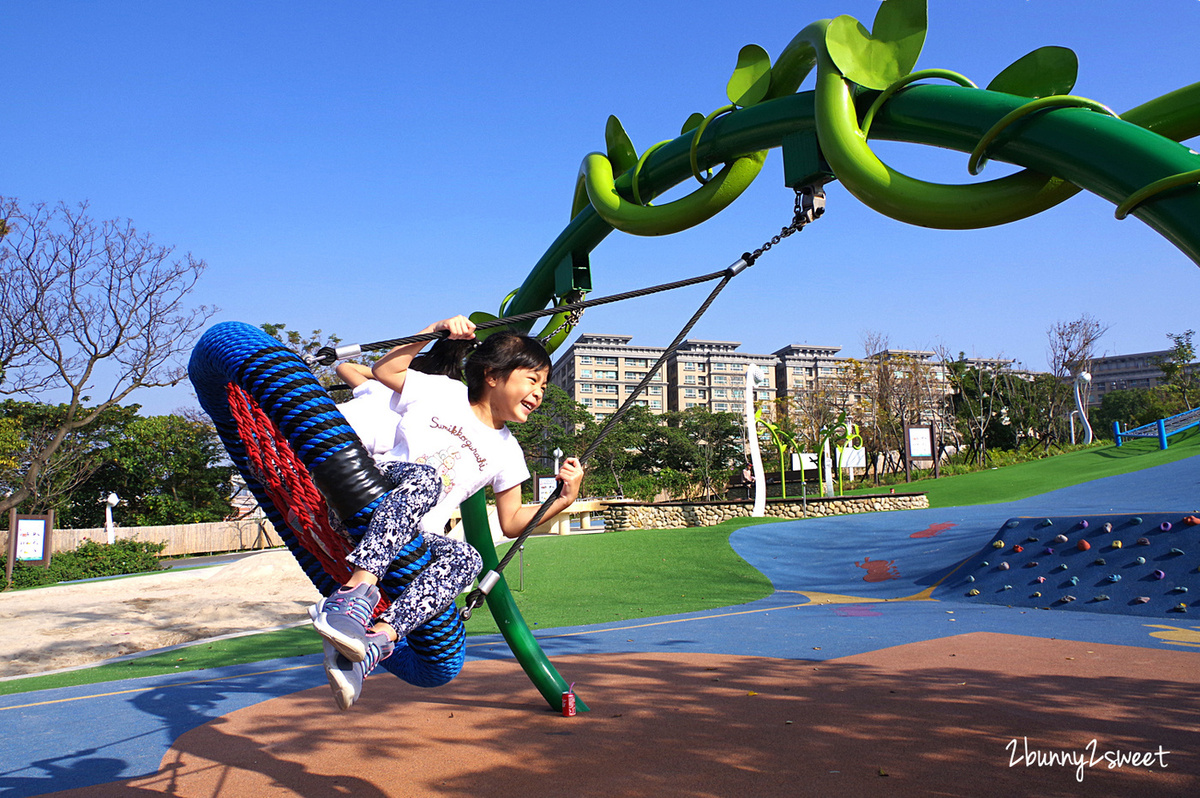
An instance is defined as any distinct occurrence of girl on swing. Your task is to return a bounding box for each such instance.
[313,315,584,710]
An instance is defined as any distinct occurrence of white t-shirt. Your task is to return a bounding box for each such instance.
[378,369,530,537]
[336,380,403,460]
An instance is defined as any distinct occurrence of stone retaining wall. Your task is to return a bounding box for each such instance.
[602,493,928,531]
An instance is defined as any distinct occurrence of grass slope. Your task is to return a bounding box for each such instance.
[848,428,1200,509]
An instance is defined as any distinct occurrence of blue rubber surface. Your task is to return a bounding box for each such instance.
[2,454,1198,796]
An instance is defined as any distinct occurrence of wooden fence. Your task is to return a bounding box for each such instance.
[36,516,284,558]
[7,500,608,559]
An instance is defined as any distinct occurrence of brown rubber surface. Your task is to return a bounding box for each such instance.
[44,633,1200,797]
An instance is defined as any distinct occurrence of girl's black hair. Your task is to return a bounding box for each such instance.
[410,330,551,403]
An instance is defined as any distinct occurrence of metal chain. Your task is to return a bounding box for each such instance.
[746,185,826,264]
[537,290,587,345]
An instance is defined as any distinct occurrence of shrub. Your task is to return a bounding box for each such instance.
[2,538,166,590]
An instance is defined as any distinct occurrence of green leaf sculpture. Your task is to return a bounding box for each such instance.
[726,44,772,107]
[987,46,1078,98]
[825,0,927,90]
[681,112,704,135]
[604,115,639,177]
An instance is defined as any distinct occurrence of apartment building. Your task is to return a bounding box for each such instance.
[549,333,669,419]
[550,334,778,421]
[667,340,778,415]
[1088,349,1187,405]
[773,343,847,395]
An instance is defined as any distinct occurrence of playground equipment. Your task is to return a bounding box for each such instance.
[192,0,1200,710]
[951,514,1200,617]
[1071,371,1094,445]
[1114,406,1200,450]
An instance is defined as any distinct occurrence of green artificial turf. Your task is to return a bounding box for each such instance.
[0,517,779,697]
[846,427,1200,509]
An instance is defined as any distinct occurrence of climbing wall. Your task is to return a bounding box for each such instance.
[948,513,1200,616]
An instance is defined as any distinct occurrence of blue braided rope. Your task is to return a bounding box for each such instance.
[189,321,466,687]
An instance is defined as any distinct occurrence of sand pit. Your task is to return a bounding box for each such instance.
[0,550,321,678]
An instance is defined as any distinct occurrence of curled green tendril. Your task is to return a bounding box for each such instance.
[582,148,766,236]
[689,105,735,185]
[860,68,977,138]
[969,96,1118,175]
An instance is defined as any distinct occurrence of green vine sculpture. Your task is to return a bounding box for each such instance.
[489,0,1200,353]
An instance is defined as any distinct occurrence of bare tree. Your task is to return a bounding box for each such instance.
[1042,313,1108,449]
[0,197,213,518]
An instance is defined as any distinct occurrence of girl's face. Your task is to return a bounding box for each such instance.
[489,367,548,424]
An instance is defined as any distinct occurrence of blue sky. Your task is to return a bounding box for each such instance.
[3,1,1199,415]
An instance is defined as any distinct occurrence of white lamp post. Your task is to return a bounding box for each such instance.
[104,492,120,544]
[1073,371,1093,444]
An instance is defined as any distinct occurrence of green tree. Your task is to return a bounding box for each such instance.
[1091,387,1180,438]
[69,414,233,527]
[1153,330,1198,410]
[0,400,141,520]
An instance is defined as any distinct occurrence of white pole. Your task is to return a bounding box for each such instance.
[1073,371,1093,444]
[745,365,768,517]
[104,492,119,544]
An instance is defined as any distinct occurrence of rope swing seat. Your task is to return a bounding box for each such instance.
[189,321,467,688]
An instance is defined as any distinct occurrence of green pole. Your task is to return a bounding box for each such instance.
[459,490,589,713]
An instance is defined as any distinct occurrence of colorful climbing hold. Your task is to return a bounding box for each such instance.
[1026,561,1040,568]
[1161,522,1173,532]
[1132,517,1144,525]
[1053,534,1068,544]
[1003,584,1013,590]
[999,562,1010,570]
[1134,596,1150,604]
[1055,564,1069,571]
[1136,557,1146,565]
[1153,570,1167,580]
[980,561,989,567]
[1094,594,1110,601]
[1013,545,1024,553]
[1102,522,1113,533]
[1137,537,1151,546]
[967,589,981,596]
[1061,595,1076,603]
[1170,548,1185,556]
[1044,547,1055,555]
[1094,558,1107,565]
[993,540,1006,549]
[1040,519,1053,527]
[1079,520,1090,529]
[1005,520,1020,528]
[1172,603,1188,612]
[1026,536,1039,543]
[1174,586,1189,593]
[1184,516,1200,526]
[1112,541,1123,549]
[1107,574,1121,582]
[1036,576,1046,583]
[1077,539,1091,551]
[1031,591,1042,598]
[965,575,975,582]
[1068,576,1079,585]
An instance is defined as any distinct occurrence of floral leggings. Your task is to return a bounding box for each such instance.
[345,461,484,638]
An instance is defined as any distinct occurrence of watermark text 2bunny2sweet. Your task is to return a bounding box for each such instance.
[1006,737,1170,783]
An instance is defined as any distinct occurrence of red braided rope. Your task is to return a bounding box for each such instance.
[226,382,356,586]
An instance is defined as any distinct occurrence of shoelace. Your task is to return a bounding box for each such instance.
[325,589,375,628]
